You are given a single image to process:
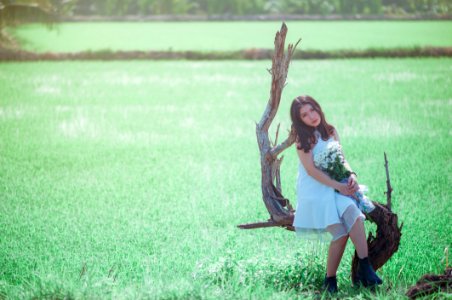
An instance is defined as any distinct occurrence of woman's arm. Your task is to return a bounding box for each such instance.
[297,148,355,196]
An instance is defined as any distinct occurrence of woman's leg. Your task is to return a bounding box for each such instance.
[339,205,382,287]
[326,235,348,276]
[348,218,368,259]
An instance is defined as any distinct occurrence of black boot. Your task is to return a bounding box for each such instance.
[357,257,383,287]
[322,275,338,293]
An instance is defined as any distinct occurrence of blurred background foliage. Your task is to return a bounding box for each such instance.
[0,0,76,46]
[71,0,451,16]
[0,0,450,49]
[0,0,450,20]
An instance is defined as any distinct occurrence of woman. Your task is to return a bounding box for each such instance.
[290,95,382,293]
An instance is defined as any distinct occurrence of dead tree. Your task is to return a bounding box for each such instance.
[238,23,298,231]
[351,152,402,284]
[237,23,402,280]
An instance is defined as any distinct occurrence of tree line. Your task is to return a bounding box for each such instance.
[72,0,450,16]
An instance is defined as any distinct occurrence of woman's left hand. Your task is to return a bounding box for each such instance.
[347,174,359,193]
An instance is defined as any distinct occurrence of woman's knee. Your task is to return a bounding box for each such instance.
[352,216,365,229]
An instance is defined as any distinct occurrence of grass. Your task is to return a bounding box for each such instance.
[9,21,452,53]
[0,58,451,299]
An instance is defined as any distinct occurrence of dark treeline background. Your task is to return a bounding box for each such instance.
[70,0,450,16]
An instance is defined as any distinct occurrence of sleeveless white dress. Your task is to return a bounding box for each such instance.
[293,133,365,242]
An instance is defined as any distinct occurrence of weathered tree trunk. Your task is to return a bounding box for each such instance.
[237,23,402,282]
[237,23,298,230]
[351,153,402,282]
[351,202,403,283]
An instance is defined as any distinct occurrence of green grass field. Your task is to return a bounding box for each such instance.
[10,21,452,52]
[0,58,451,299]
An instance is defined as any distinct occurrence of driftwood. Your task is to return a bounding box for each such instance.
[351,152,402,283]
[406,267,452,298]
[237,23,402,282]
[351,203,403,284]
[237,23,298,231]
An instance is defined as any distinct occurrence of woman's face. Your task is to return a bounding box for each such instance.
[299,104,321,128]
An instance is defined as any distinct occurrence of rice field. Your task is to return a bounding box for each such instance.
[10,21,452,53]
[0,58,451,299]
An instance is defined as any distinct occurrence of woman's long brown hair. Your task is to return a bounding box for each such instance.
[290,95,335,153]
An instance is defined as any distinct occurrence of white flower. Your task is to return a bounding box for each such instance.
[313,141,346,172]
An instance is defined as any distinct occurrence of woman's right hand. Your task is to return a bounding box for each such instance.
[335,182,356,197]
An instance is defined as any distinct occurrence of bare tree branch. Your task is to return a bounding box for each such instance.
[249,23,299,226]
[268,129,296,160]
[384,152,393,211]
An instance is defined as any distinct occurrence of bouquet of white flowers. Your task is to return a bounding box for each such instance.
[313,141,375,213]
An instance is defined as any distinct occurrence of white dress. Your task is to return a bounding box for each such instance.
[293,133,365,242]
